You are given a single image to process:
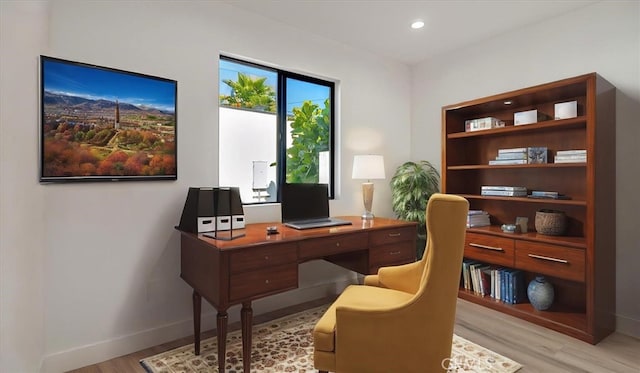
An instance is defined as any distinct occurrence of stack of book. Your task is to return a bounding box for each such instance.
[528,190,569,199]
[554,149,586,163]
[461,260,527,304]
[467,210,490,228]
[489,147,549,165]
[481,185,527,197]
[489,147,528,165]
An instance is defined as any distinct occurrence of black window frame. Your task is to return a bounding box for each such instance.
[220,55,336,201]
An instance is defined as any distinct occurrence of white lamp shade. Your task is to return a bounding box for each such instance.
[352,155,386,180]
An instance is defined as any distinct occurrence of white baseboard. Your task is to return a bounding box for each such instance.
[616,313,640,339]
[40,279,354,373]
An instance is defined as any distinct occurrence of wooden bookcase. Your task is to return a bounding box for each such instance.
[442,73,616,344]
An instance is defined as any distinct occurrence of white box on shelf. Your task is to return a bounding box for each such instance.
[554,101,577,119]
[514,109,545,125]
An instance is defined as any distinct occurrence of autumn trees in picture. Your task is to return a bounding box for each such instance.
[40,56,177,182]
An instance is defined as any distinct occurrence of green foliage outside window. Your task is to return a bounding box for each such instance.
[286,99,330,183]
[220,71,331,185]
[219,72,276,113]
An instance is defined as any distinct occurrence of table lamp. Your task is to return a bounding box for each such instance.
[352,155,386,220]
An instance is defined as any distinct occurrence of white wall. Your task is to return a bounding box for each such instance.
[0,2,48,372]
[0,1,411,371]
[411,1,640,338]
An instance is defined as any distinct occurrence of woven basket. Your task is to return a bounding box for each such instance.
[535,209,566,236]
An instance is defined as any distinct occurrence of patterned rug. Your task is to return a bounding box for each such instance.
[140,305,522,372]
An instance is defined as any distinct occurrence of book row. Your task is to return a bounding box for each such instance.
[461,260,527,304]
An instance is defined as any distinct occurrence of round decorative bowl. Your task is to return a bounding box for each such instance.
[535,209,566,236]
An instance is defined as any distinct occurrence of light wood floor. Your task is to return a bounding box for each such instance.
[70,297,640,373]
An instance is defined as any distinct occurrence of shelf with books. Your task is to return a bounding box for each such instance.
[443,73,615,344]
[447,163,587,170]
[458,288,588,336]
[459,194,587,206]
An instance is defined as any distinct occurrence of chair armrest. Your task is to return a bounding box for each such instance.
[367,260,423,294]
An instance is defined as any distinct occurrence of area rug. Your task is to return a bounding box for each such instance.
[140,305,522,372]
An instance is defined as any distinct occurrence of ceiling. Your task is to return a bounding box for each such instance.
[224,0,598,65]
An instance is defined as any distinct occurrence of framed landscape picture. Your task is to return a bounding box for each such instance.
[39,56,177,182]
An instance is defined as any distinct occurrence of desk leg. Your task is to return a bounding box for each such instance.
[217,311,229,372]
[192,290,201,355]
[241,302,253,372]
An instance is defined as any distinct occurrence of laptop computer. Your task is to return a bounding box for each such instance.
[281,183,352,230]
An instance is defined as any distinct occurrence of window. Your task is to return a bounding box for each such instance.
[219,56,335,204]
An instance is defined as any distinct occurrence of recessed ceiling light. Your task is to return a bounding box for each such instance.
[411,20,425,29]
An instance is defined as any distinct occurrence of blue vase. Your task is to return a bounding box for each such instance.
[527,276,554,310]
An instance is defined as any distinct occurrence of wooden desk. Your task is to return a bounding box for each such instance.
[179,216,417,373]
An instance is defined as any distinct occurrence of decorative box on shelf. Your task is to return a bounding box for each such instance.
[554,101,578,119]
[465,117,505,132]
[514,109,549,125]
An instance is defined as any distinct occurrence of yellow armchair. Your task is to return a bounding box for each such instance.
[313,193,469,373]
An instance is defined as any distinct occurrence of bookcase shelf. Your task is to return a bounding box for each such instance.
[459,194,587,207]
[443,73,616,344]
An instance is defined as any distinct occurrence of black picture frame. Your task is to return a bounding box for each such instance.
[39,56,177,182]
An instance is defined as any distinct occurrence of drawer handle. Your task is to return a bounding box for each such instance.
[528,254,569,264]
[388,233,401,237]
[469,243,504,252]
[265,279,270,284]
[336,242,340,247]
[389,250,401,255]
[264,255,269,260]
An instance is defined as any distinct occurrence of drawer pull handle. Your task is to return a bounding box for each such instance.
[528,254,569,264]
[264,256,269,260]
[336,242,340,247]
[469,243,504,252]
[389,250,401,255]
[388,233,401,237]
[265,279,270,284]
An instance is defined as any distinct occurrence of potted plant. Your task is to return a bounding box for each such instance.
[390,161,440,259]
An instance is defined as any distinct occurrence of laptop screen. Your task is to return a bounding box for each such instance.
[281,183,329,222]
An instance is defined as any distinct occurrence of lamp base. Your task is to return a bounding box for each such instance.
[361,211,375,220]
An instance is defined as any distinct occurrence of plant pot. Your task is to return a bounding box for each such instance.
[535,209,566,236]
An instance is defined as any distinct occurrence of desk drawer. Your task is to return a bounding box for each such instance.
[298,232,368,260]
[229,263,298,302]
[515,241,585,282]
[369,241,415,269]
[369,227,415,246]
[230,243,297,274]
[464,233,514,267]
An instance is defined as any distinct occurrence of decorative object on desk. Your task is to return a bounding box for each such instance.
[527,276,555,311]
[515,216,529,233]
[178,187,245,239]
[139,305,522,373]
[535,209,566,236]
[390,160,440,259]
[352,154,386,220]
